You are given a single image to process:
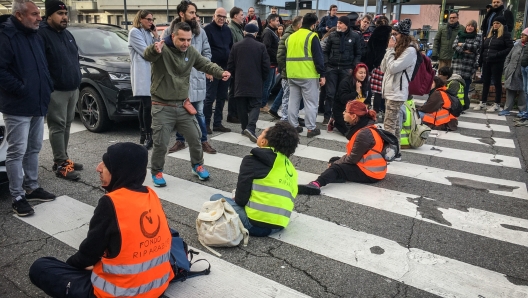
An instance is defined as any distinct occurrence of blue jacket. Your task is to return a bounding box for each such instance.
[317,15,338,36]
[204,21,232,68]
[0,16,53,116]
[38,19,81,92]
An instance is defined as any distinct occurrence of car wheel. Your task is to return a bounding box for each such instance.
[78,87,111,132]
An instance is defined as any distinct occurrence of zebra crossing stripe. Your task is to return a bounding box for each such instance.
[169,149,528,247]
[212,132,527,197]
[15,196,309,298]
[143,173,528,298]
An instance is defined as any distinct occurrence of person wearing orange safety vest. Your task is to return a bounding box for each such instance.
[299,100,387,195]
[29,143,174,297]
[419,76,459,131]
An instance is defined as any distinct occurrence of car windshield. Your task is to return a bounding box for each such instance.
[70,28,129,56]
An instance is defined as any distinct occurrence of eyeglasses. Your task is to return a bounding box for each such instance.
[215,15,227,19]
[143,18,155,22]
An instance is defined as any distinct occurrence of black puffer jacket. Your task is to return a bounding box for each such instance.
[323,28,361,68]
[479,30,513,65]
[262,26,279,66]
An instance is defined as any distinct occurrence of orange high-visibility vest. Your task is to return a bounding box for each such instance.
[346,125,387,180]
[91,187,174,298]
[423,88,456,126]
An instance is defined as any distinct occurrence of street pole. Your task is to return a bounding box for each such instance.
[395,0,402,21]
[316,0,319,18]
[363,0,368,15]
[167,0,170,22]
[296,0,299,17]
[524,0,528,29]
[439,0,446,28]
[506,0,519,38]
[376,0,383,15]
[123,0,128,30]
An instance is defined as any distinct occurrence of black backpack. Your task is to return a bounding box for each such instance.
[446,92,463,117]
[373,127,400,162]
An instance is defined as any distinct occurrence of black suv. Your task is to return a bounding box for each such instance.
[68,24,137,132]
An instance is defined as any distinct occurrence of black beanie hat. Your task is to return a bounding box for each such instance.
[45,0,67,17]
[102,142,148,192]
[493,16,507,26]
[338,15,350,27]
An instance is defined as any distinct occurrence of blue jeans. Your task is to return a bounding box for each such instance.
[204,77,230,127]
[261,67,276,107]
[210,194,283,237]
[176,100,207,143]
[270,87,283,112]
[3,114,43,198]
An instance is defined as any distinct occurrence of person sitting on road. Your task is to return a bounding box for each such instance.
[29,143,174,297]
[419,76,459,131]
[437,66,466,110]
[209,121,299,237]
[298,101,387,195]
[328,63,372,136]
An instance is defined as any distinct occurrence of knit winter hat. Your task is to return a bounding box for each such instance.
[102,142,148,192]
[45,0,67,17]
[338,16,350,27]
[493,16,507,26]
[244,23,259,33]
[522,27,528,36]
[393,18,412,35]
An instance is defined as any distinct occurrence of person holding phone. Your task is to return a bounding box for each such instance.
[128,10,158,149]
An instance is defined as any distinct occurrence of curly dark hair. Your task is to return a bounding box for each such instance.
[265,121,299,158]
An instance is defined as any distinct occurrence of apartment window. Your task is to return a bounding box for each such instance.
[86,15,92,23]
[94,15,100,23]
[77,15,83,23]
[116,15,122,26]
[107,15,112,24]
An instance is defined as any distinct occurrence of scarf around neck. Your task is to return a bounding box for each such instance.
[447,21,460,40]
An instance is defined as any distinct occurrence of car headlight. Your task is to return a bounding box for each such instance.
[108,72,131,81]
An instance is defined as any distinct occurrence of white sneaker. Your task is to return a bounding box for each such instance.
[486,103,500,112]
[473,102,486,110]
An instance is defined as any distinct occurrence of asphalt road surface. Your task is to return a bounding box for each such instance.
[1,101,528,298]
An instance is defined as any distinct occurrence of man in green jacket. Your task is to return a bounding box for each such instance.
[432,12,464,69]
[144,22,230,187]
[228,7,244,44]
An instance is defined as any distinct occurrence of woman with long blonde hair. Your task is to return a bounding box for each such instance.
[474,17,513,112]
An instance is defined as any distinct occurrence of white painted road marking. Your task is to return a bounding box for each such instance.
[16,196,310,298]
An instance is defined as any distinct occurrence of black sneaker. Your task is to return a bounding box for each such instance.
[55,161,81,181]
[12,196,34,217]
[268,109,281,119]
[26,187,56,202]
[298,182,321,195]
[243,129,258,143]
[213,125,232,132]
[307,128,321,138]
[53,160,83,171]
[295,126,303,133]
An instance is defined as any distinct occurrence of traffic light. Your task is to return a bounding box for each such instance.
[442,10,449,23]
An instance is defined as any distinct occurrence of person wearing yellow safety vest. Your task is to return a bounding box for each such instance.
[286,12,326,138]
[299,101,387,195]
[399,96,416,149]
[419,77,459,131]
[29,143,174,297]
[210,121,299,236]
[438,66,466,108]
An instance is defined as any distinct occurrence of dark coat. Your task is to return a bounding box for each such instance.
[204,21,233,68]
[38,19,81,91]
[261,25,279,66]
[317,15,338,36]
[364,25,392,71]
[336,75,372,110]
[324,28,362,69]
[0,16,53,116]
[234,147,283,229]
[479,30,514,65]
[358,26,374,63]
[481,5,514,34]
[227,35,270,98]
[243,15,263,40]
